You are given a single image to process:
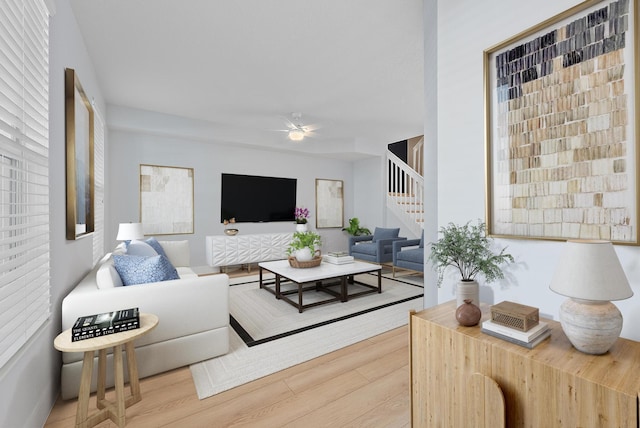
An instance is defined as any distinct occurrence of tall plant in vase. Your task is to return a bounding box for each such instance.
[294,207,310,232]
[428,220,513,309]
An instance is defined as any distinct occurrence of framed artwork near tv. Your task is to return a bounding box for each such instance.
[139,164,194,235]
[315,178,344,228]
[484,0,640,244]
[65,68,95,240]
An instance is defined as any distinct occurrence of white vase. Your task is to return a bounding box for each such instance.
[296,223,308,232]
[456,280,479,308]
[295,247,313,261]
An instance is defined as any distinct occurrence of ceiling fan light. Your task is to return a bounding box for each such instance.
[288,128,305,141]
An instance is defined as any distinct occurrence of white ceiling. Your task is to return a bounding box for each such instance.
[70,0,425,160]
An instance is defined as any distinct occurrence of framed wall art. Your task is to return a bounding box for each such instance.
[485,0,639,243]
[65,68,95,240]
[140,164,194,235]
[315,178,344,228]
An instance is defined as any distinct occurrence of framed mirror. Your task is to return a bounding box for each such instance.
[65,68,94,240]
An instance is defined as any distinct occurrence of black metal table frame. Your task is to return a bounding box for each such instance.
[259,266,382,313]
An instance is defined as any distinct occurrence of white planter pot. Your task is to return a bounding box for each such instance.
[295,247,313,261]
[296,223,308,232]
[456,280,479,308]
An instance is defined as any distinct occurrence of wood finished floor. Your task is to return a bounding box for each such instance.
[45,266,411,428]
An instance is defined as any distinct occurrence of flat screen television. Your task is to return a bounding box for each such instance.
[220,173,297,223]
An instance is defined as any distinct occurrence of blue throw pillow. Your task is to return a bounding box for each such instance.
[372,227,400,241]
[113,254,179,286]
[145,237,168,259]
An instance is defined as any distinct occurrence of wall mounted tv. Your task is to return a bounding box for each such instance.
[220,173,297,223]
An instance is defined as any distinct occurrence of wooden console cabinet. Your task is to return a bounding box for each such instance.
[410,301,640,427]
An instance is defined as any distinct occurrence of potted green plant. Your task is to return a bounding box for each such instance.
[287,231,322,261]
[428,220,513,308]
[342,217,371,236]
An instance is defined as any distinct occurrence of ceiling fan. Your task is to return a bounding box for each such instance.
[279,112,318,142]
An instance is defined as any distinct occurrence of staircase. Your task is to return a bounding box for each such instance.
[387,149,424,237]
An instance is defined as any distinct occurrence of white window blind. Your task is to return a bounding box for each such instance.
[93,107,104,264]
[0,0,50,369]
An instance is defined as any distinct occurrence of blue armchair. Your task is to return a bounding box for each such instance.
[392,230,424,276]
[348,227,406,264]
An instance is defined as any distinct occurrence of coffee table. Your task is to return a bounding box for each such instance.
[258,260,382,313]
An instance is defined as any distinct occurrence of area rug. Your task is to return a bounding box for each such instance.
[190,271,423,400]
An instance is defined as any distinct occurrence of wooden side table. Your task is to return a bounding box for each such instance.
[54,313,159,428]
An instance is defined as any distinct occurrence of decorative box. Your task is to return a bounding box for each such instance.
[490,301,539,332]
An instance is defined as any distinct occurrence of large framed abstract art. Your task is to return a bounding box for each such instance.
[139,164,194,235]
[485,0,639,243]
[315,178,344,228]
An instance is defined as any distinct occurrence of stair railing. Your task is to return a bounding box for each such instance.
[386,150,424,237]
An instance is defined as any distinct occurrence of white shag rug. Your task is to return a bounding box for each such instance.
[190,272,423,399]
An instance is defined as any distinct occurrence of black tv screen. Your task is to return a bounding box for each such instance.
[221,173,297,223]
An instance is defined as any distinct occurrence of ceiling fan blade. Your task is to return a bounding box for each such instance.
[277,115,298,130]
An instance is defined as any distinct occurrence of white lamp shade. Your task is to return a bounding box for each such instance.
[116,222,144,241]
[549,240,633,301]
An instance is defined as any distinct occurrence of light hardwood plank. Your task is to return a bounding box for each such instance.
[282,366,410,427]
[45,327,410,427]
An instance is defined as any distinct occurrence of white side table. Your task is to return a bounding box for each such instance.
[54,313,159,428]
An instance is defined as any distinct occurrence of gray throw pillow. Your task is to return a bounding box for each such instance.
[372,227,400,241]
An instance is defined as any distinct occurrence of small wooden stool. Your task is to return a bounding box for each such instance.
[54,313,158,428]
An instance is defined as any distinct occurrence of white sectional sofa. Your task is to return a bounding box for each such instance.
[60,240,230,400]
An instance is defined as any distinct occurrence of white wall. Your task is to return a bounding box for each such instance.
[353,157,384,232]
[0,0,108,426]
[434,0,640,340]
[107,110,358,264]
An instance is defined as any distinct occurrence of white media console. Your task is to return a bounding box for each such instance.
[205,232,293,272]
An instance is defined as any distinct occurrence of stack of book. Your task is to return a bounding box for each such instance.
[72,308,140,342]
[481,319,550,349]
[323,251,354,265]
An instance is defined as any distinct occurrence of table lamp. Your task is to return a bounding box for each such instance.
[549,240,633,355]
[116,222,144,242]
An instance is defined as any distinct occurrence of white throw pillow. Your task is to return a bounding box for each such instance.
[159,240,190,267]
[126,240,158,257]
[112,242,127,255]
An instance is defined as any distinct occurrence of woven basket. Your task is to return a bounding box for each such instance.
[288,251,322,268]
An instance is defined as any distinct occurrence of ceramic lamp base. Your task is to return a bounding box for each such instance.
[559,298,623,355]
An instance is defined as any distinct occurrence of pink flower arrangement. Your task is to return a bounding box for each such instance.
[294,207,310,224]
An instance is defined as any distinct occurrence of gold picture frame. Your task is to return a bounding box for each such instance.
[485,0,639,243]
[139,164,194,235]
[315,178,344,228]
[65,68,94,240]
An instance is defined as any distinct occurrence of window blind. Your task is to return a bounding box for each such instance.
[0,0,50,369]
[93,108,104,264]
